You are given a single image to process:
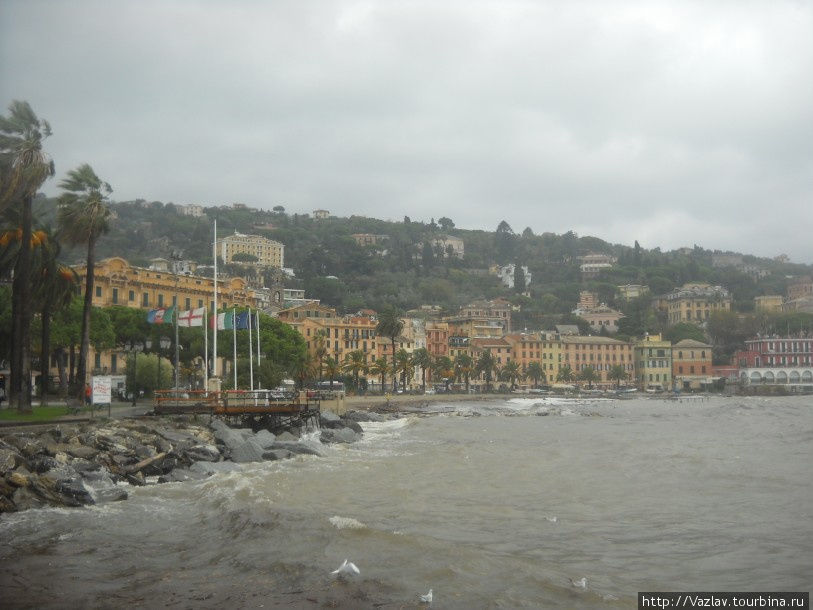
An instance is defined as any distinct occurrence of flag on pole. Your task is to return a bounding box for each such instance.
[235,311,250,330]
[146,306,175,324]
[177,307,205,327]
[212,311,235,330]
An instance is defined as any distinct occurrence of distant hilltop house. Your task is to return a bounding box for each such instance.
[572,291,624,334]
[754,295,784,313]
[148,257,197,276]
[617,284,649,301]
[177,204,205,218]
[313,209,330,219]
[457,298,512,332]
[351,233,389,247]
[491,263,531,289]
[783,277,813,313]
[661,282,732,325]
[431,234,465,258]
[578,253,616,278]
[220,231,284,269]
[712,252,768,279]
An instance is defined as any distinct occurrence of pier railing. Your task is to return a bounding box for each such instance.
[153,389,321,416]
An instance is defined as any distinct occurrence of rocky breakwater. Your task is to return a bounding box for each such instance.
[0,410,380,513]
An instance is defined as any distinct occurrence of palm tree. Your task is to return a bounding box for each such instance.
[323,356,340,388]
[432,355,454,391]
[579,365,599,389]
[343,350,367,392]
[608,364,628,389]
[1,101,54,411]
[33,228,78,400]
[453,353,473,393]
[57,164,111,396]
[395,348,414,391]
[369,357,389,394]
[293,353,317,390]
[501,360,522,390]
[410,347,432,393]
[556,364,574,383]
[375,306,404,391]
[525,361,545,388]
[313,329,328,381]
[475,350,497,392]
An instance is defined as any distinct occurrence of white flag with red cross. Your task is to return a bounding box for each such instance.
[177,307,205,327]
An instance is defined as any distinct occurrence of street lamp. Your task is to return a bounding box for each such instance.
[126,340,144,406]
[145,336,171,395]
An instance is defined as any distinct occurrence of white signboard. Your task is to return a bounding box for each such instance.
[92,376,112,405]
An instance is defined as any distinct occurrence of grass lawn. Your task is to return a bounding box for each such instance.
[0,404,86,421]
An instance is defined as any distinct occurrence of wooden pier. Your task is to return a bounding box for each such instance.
[153,389,321,433]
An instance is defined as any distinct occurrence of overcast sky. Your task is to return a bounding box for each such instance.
[2,1,811,262]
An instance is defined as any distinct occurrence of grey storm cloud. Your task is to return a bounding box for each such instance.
[2,0,811,261]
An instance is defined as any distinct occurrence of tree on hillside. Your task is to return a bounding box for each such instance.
[376,306,404,391]
[58,164,112,396]
[662,322,707,344]
[438,217,455,231]
[513,262,526,293]
[1,100,54,411]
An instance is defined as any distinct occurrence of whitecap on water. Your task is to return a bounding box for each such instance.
[329,515,367,530]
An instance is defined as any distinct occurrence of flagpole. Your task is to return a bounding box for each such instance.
[174,305,179,391]
[203,306,209,392]
[212,219,218,379]
[256,310,261,387]
[233,308,237,389]
[248,309,254,391]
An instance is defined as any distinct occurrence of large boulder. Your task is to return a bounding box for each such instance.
[270,441,324,457]
[262,449,293,461]
[320,410,344,428]
[229,440,265,463]
[0,447,21,472]
[253,429,276,449]
[320,427,360,444]
[340,419,363,434]
[185,444,221,462]
[344,410,386,423]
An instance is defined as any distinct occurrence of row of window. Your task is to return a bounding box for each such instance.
[676,365,707,374]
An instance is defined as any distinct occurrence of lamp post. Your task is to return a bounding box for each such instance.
[145,336,171,396]
[127,341,144,406]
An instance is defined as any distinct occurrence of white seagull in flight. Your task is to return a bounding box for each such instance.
[331,559,360,576]
[570,577,587,589]
[420,588,433,604]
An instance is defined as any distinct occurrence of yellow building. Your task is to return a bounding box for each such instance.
[754,295,784,313]
[663,283,731,325]
[561,336,635,387]
[220,232,284,268]
[71,257,256,381]
[75,257,258,312]
[634,334,673,390]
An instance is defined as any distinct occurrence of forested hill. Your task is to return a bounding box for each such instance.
[34,196,812,325]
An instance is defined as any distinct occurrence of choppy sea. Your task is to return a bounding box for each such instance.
[2,395,811,608]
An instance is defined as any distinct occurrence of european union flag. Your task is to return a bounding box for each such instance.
[235,311,250,330]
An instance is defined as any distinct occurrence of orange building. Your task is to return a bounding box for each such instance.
[672,339,713,390]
